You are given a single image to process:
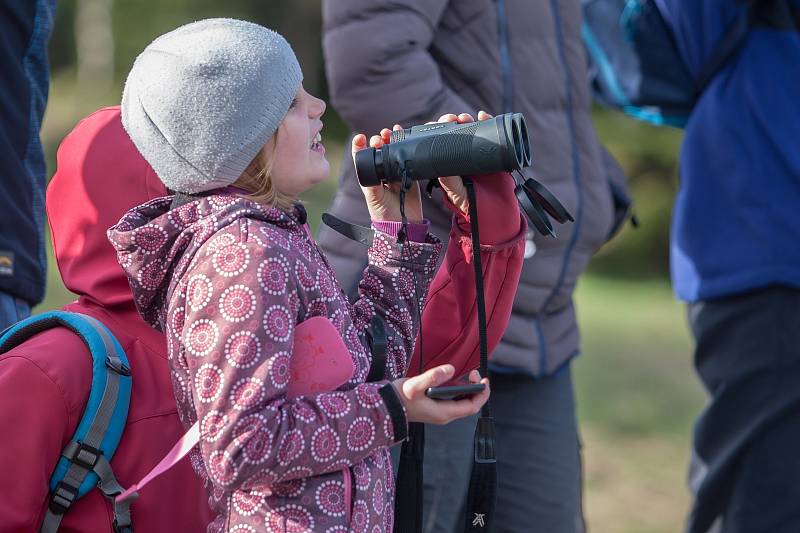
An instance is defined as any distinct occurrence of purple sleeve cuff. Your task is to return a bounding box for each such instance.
[372,219,430,242]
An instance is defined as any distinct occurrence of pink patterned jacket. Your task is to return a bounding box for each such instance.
[108,181,525,532]
[109,191,442,532]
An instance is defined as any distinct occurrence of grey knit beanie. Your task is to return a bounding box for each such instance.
[121,18,303,194]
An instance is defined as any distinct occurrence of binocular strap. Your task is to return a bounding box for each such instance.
[393,422,425,533]
[462,179,497,532]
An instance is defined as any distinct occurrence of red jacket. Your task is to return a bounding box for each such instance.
[0,107,212,532]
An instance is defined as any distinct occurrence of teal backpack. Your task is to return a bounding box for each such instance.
[0,311,134,532]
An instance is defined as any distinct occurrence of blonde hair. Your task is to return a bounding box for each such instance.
[232,133,296,211]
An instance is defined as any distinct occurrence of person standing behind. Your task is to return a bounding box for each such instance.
[0,0,56,328]
[657,2,800,532]
[318,1,625,531]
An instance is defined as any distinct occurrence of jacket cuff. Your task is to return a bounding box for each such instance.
[367,231,441,274]
[378,383,408,442]
[372,220,430,242]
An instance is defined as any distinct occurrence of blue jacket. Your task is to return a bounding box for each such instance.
[662,0,800,302]
[0,0,55,306]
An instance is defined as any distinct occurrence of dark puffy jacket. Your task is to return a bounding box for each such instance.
[318,0,624,375]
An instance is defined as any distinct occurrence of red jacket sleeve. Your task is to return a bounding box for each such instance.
[0,356,73,530]
[407,172,526,378]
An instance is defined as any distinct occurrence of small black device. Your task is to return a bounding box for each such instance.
[425,383,486,401]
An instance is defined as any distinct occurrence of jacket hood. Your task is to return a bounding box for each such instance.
[47,106,167,309]
[108,187,306,328]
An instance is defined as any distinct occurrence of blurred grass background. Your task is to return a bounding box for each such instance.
[34,2,705,531]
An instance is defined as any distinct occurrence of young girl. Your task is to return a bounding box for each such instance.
[110,19,525,532]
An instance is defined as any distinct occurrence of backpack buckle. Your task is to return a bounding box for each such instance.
[106,356,131,376]
[69,441,103,471]
[49,481,78,514]
[113,520,133,533]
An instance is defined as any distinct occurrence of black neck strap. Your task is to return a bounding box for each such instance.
[462,179,497,533]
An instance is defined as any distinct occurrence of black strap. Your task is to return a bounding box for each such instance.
[321,213,375,247]
[393,422,425,533]
[751,0,800,30]
[696,0,797,93]
[394,171,427,533]
[462,179,497,533]
[365,315,388,382]
[320,213,389,382]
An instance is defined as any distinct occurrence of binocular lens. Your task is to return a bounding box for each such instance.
[511,118,523,169]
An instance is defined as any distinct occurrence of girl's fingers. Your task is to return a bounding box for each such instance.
[458,113,475,123]
[351,133,368,162]
[351,133,367,150]
[393,124,403,131]
[478,110,493,121]
[438,113,459,123]
[369,135,383,148]
[380,128,392,144]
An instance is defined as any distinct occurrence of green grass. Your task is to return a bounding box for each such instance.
[574,276,703,438]
[573,276,705,533]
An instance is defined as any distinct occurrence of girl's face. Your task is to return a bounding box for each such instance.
[267,86,329,197]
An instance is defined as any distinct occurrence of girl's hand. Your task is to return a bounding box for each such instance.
[434,110,494,215]
[351,133,424,223]
[391,365,490,425]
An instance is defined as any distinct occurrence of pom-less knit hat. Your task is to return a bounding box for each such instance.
[121,18,303,194]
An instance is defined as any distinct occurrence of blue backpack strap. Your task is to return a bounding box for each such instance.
[0,311,132,532]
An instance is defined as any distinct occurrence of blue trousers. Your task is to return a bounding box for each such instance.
[419,367,584,533]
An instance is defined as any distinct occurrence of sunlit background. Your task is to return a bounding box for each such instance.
[38,2,703,531]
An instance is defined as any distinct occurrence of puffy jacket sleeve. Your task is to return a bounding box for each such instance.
[323,0,474,136]
[170,227,411,492]
[349,229,443,379]
[407,173,526,379]
[0,356,74,530]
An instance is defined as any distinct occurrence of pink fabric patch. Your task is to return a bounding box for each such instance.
[287,316,354,399]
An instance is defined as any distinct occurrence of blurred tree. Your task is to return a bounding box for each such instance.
[76,0,114,93]
[589,107,683,279]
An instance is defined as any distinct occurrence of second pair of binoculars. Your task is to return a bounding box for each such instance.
[354,112,574,237]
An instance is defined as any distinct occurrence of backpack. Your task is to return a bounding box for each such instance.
[0,311,134,533]
[581,0,798,127]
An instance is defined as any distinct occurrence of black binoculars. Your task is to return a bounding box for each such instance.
[354,113,573,238]
[355,113,531,186]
